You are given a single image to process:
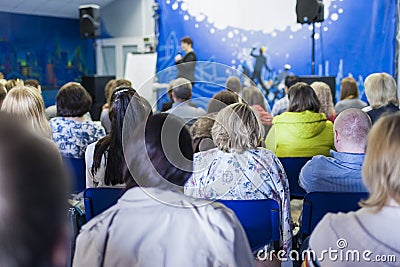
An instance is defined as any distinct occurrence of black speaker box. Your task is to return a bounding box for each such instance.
[79,4,100,38]
[299,76,336,103]
[296,0,324,24]
[81,75,115,120]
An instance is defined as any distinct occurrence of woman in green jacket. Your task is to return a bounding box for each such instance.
[266,82,334,157]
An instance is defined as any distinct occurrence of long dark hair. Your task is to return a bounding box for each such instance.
[91,87,149,185]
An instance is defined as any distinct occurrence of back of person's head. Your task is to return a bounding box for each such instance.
[212,103,263,153]
[114,79,132,89]
[92,87,149,185]
[361,112,400,210]
[167,79,175,100]
[104,79,116,108]
[284,75,300,88]
[333,108,371,152]
[24,79,40,90]
[0,113,68,267]
[56,82,92,117]
[288,82,321,113]
[181,36,193,47]
[340,77,359,100]
[310,81,335,118]
[225,76,242,93]
[172,78,192,101]
[207,90,239,113]
[0,83,6,107]
[124,113,193,190]
[1,86,51,138]
[364,72,399,108]
[241,86,266,110]
[5,78,24,91]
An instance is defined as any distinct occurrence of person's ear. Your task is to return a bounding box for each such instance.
[334,129,340,144]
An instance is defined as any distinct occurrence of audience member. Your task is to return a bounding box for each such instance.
[160,79,175,112]
[24,79,41,93]
[100,79,131,132]
[50,82,106,158]
[310,81,336,122]
[334,77,367,114]
[74,113,255,266]
[362,72,399,124]
[265,82,334,157]
[165,77,206,125]
[242,85,274,135]
[271,75,300,116]
[225,75,272,113]
[308,112,400,266]
[1,86,52,138]
[0,113,68,267]
[0,83,6,108]
[190,90,239,152]
[86,87,149,188]
[299,108,371,193]
[4,78,23,91]
[99,79,115,132]
[185,103,292,254]
[225,75,242,94]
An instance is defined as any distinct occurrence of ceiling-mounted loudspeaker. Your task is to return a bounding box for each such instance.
[296,0,324,24]
[79,4,100,38]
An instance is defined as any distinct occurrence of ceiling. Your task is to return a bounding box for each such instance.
[0,0,115,19]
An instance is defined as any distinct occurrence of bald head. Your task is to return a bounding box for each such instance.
[334,108,372,153]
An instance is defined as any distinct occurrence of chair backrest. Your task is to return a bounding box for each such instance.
[279,157,310,199]
[300,192,369,236]
[218,199,280,251]
[62,156,86,193]
[84,187,125,221]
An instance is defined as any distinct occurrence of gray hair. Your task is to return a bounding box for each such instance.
[310,81,335,119]
[241,86,266,110]
[211,103,263,153]
[364,72,399,108]
[225,76,242,93]
[172,78,192,100]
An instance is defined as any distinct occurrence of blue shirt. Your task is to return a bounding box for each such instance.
[299,150,368,193]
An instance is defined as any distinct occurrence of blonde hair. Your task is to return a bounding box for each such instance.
[1,86,52,138]
[211,103,263,153]
[360,113,400,211]
[4,78,24,91]
[310,81,335,119]
[364,72,399,108]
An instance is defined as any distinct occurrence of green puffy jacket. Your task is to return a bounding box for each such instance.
[265,110,334,157]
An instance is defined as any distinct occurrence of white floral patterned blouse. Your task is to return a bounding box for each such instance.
[184,147,292,254]
[50,117,106,159]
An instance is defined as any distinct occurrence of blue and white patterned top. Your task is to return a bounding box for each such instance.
[184,147,292,254]
[50,117,106,159]
[271,95,289,116]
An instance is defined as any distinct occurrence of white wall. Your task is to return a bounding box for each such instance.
[101,0,154,38]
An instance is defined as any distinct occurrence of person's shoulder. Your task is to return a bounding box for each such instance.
[309,211,357,249]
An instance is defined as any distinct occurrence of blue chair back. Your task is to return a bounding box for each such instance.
[62,156,86,193]
[300,192,369,236]
[84,187,125,221]
[218,199,280,251]
[279,157,310,199]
